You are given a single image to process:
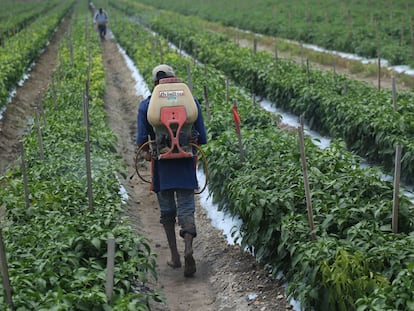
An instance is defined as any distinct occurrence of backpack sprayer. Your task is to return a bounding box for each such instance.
[134,77,208,194]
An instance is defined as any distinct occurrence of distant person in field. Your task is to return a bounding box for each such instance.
[135,64,207,277]
[94,8,108,40]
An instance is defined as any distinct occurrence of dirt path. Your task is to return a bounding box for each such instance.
[101,36,290,310]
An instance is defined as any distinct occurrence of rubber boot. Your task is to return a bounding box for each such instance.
[163,223,181,268]
[183,233,196,277]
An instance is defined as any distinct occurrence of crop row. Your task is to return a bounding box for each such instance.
[0,2,160,310]
[109,0,414,187]
[0,0,61,44]
[0,0,74,111]
[133,0,414,67]
[107,2,414,310]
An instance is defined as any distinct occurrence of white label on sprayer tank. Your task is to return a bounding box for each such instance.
[159,90,185,101]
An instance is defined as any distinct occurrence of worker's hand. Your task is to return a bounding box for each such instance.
[134,145,141,161]
[135,145,151,162]
[143,151,151,161]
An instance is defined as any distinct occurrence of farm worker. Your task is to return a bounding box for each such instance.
[94,8,108,40]
[135,64,207,277]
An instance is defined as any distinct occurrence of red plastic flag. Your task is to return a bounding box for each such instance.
[232,103,241,134]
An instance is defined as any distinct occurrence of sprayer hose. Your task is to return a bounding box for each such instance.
[134,142,209,194]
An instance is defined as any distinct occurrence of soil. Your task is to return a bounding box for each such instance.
[0,11,290,311]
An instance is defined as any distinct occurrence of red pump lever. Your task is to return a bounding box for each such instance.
[159,106,193,159]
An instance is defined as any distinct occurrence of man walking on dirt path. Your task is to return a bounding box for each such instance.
[94,7,108,41]
[136,64,207,277]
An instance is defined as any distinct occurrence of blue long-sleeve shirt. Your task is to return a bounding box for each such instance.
[136,96,207,192]
[94,11,108,25]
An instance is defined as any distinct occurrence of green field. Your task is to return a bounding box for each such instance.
[134,0,414,67]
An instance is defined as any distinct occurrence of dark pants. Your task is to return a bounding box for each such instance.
[98,25,106,38]
[157,189,197,237]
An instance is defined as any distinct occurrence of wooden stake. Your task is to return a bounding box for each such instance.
[166,35,170,52]
[232,101,244,162]
[57,52,63,88]
[159,39,163,63]
[83,89,93,210]
[0,229,13,310]
[377,58,381,91]
[69,37,74,66]
[288,10,291,31]
[19,142,30,209]
[376,21,381,91]
[225,78,229,105]
[298,116,316,240]
[37,92,47,127]
[105,237,115,304]
[186,63,193,93]
[51,77,58,110]
[392,76,397,110]
[203,85,211,121]
[236,125,244,163]
[410,16,414,59]
[150,39,155,56]
[34,107,44,160]
[274,39,278,60]
[346,7,352,40]
[300,43,304,65]
[85,15,90,52]
[392,145,402,233]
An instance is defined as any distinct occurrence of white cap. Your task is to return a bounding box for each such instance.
[151,64,175,82]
